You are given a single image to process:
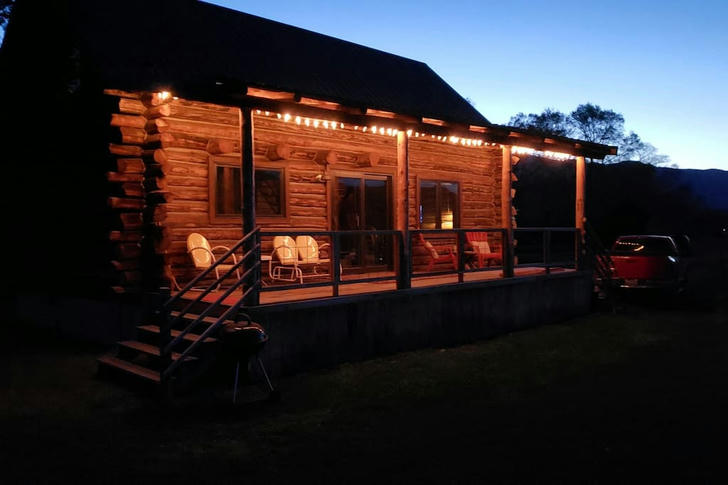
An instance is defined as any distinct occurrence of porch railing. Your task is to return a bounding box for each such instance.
[513,227,579,274]
[258,230,404,297]
[255,227,578,299]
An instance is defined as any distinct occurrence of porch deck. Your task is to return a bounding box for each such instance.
[183,266,574,306]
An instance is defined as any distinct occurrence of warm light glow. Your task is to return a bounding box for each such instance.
[255,109,500,147]
[159,91,171,101]
[441,210,454,229]
[512,145,573,161]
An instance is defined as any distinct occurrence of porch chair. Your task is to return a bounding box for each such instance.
[187,233,241,288]
[417,233,457,272]
[465,231,502,268]
[269,235,303,284]
[295,235,333,278]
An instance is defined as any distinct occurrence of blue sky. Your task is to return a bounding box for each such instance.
[208,0,728,170]
[2,1,724,169]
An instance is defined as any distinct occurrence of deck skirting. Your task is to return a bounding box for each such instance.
[250,271,592,376]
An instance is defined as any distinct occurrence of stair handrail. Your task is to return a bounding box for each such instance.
[156,228,262,379]
[161,227,261,310]
[161,265,260,380]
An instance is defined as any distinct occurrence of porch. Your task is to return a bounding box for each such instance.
[177,226,581,306]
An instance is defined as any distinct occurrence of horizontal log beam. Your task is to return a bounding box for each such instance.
[107,172,143,183]
[108,197,145,210]
[110,113,146,129]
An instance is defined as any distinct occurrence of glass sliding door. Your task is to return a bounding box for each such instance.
[334,175,392,272]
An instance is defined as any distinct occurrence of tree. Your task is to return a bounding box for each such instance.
[508,108,573,137]
[569,103,624,146]
[618,132,670,165]
[507,104,669,165]
[0,0,13,30]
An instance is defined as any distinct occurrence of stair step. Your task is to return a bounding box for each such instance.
[137,325,219,344]
[169,311,235,326]
[97,355,160,383]
[118,341,197,362]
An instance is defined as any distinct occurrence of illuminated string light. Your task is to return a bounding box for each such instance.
[253,110,568,158]
[512,146,573,161]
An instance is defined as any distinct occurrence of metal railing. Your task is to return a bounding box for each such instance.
[256,227,580,299]
[410,228,509,282]
[258,230,404,297]
[513,227,579,274]
[156,227,261,382]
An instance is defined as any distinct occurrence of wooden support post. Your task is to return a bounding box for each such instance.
[501,145,515,277]
[396,131,411,289]
[575,155,586,269]
[332,232,341,297]
[241,107,259,306]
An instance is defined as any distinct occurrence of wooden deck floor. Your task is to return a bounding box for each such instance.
[183,267,574,306]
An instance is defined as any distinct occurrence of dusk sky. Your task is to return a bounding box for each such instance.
[208,0,728,171]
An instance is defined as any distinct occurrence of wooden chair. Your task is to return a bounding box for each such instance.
[417,233,457,272]
[465,231,502,268]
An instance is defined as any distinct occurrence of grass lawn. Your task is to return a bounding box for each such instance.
[3,244,727,483]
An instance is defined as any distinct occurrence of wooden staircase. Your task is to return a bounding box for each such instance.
[98,228,262,393]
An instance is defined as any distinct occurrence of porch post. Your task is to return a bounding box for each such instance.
[396,130,411,289]
[501,145,515,277]
[575,155,586,269]
[241,107,259,305]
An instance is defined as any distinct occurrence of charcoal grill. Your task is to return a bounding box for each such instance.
[220,314,277,403]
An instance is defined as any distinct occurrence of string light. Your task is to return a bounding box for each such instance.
[253,110,562,156]
[512,145,573,161]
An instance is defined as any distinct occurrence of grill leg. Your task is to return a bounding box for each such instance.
[232,361,240,404]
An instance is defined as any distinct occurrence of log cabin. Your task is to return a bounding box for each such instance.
[1,0,616,385]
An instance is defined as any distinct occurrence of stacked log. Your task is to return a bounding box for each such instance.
[104,89,176,293]
[105,90,146,293]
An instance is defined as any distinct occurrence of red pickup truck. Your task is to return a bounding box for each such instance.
[610,235,691,290]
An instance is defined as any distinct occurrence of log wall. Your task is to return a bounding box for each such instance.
[110,94,511,287]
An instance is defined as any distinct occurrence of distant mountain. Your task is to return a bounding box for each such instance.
[655,166,728,211]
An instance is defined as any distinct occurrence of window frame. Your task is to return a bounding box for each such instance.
[209,156,289,224]
[417,178,461,230]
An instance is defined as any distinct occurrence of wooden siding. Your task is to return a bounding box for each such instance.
[122,95,510,287]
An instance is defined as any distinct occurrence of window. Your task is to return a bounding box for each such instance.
[214,164,242,217]
[419,180,459,229]
[255,168,284,217]
[210,157,286,222]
